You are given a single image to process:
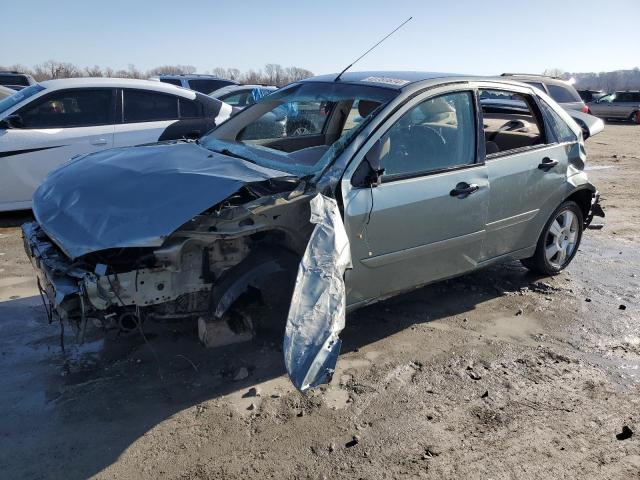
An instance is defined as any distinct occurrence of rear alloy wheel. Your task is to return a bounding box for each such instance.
[630,111,640,125]
[521,201,583,275]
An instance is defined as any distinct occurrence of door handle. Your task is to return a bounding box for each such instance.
[90,138,108,146]
[450,182,479,198]
[538,157,559,171]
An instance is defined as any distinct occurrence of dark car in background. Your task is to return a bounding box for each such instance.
[0,71,37,91]
[500,73,587,113]
[150,74,238,94]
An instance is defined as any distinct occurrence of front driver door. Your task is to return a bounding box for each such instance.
[0,88,115,210]
[342,89,489,306]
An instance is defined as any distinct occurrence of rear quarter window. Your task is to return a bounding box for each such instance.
[123,90,179,123]
[188,79,234,94]
[538,99,577,143]
[179,98,204,118]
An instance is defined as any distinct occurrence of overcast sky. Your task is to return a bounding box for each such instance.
[3,0,639,76]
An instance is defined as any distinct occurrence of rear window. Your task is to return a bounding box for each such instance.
[546,84,582,103]
[219,92,249,107]
[0,74,29,87]
[160,78,182,87]
[188,79,234,94]
[123,90,178,123]
[524,81,546,92]
[179,98,203,118]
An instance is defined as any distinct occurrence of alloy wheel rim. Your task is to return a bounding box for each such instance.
[544,210,579,268]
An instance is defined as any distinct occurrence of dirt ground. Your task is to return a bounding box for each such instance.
[0,124,638,480]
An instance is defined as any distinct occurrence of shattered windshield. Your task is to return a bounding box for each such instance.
[201,82,398,176]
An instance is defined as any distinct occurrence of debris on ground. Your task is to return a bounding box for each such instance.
[616,426,634,441]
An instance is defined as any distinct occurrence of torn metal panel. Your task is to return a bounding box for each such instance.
[32,141,293,260]
[284,194,352,391]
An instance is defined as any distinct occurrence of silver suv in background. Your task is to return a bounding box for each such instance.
[588,91,640,124]
[500,73,587,112]
[149,74,238,94]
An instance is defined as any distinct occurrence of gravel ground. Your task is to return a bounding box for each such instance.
[0,124,638,479]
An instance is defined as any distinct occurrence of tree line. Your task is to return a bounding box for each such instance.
[0,61,314,87]
[545,68,640,91]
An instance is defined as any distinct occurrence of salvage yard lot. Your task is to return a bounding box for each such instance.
[0,124,639,479]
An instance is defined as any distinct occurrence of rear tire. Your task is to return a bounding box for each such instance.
[630,111,640,125]
[520,201,583,275]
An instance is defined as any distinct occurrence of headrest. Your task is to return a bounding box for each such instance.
[358,100,381,118]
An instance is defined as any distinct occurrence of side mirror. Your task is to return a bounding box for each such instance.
[352,139,386,188]
[0,114,23,129]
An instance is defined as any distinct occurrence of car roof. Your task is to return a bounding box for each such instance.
[303,71,468,90]
[299,71,553,94]
[37,77,197,98]
[500,73,573,86]
[154,74,232,80]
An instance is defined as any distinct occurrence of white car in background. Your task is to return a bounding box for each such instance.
[0,78,232,212]
[209,84,277,108]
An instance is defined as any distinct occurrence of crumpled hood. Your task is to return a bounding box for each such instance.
[33,142,293,260]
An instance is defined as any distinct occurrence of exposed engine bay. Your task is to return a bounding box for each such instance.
[24,180,314,342]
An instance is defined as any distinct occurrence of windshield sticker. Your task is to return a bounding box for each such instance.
[361,76,410,87]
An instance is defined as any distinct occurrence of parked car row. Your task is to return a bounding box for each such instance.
[17,71,605,389]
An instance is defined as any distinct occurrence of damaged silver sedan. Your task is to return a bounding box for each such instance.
[23,72,605,390]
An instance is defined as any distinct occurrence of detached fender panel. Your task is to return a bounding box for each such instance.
[284,194,352,391]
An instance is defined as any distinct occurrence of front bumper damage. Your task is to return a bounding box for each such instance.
[22,193,352,392]
[22,222,213,329]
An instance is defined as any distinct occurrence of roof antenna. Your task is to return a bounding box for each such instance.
[334,16,413,82]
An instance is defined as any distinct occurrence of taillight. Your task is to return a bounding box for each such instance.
[582,105,590,113]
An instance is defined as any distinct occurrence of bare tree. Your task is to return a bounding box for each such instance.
[32,60,82,80]
[84,65,104,77]
[147,65,197,76]
[1,61,316,85]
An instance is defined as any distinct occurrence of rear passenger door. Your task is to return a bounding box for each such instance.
[478,86,570,261]
[0,88,115,207]
[114,89,182,147]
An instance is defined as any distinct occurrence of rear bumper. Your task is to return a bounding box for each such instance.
[585,191,605,229]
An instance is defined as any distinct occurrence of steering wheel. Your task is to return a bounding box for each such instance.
[389,124,447,174]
